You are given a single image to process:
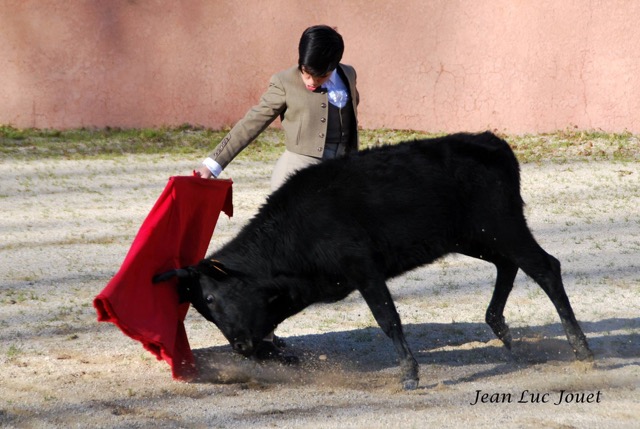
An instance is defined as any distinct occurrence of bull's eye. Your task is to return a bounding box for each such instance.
[205,295,215,304]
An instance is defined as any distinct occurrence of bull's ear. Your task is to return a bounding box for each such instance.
[198,258,230,281]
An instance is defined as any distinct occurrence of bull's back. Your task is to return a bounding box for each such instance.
[255,132,522,275]
[279,131,520,221]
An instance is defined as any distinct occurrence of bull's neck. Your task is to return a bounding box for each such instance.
[267,277,314,323]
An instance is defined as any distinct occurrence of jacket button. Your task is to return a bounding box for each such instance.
[318,133,325,138]
[320,117,326,123]
[321,103,327,108]
[317,147,322,152]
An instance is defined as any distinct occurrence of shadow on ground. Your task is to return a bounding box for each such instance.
[191,317,640,389]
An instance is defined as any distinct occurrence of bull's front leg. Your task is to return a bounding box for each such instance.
[358,278,419,390]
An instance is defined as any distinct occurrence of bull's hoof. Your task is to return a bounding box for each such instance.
[279,353,300,366]
[273,335,287,349]
[490,324,512,351]
[575,347,594,362]
[254,340,299,365]
[501,333,513,351]
[402,379,419,391]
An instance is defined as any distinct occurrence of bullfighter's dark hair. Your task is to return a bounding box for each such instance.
[298,25,344,77]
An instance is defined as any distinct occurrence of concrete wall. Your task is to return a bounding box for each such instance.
[1,0,639,133]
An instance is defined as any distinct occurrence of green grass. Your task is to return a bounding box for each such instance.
[1,124,638,163]
[6,344,23,359]
[0,124,228,159]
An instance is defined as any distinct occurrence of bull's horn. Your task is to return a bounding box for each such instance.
[152,268,195,283]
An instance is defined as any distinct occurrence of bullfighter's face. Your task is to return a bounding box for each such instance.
[185,259,274,357]
[300,67,332,91]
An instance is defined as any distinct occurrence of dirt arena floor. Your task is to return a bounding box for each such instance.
[1,154,638,428]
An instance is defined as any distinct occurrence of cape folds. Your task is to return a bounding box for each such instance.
[93,176,233,380]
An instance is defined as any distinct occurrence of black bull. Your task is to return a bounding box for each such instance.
[156,132,593,390]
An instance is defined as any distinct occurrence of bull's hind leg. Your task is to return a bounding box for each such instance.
[357,276,419,390]
[461,248,519,350]
[485,256,519,350]
[518,251,592,360]
[502,234,593,361]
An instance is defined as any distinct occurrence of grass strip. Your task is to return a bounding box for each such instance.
[1,124,638,163]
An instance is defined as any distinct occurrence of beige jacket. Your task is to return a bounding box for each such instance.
[208,64,359,170]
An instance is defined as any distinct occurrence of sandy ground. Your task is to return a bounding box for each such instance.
[0,154,639,428]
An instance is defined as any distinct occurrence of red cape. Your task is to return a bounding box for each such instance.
[94,176,233,380]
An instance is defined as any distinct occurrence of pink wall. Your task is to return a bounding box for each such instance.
[1,0,639,133]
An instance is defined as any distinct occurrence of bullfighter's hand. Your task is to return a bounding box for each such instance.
[194,165,214,179]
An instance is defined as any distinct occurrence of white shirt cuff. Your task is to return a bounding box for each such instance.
[203,157,223,178]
